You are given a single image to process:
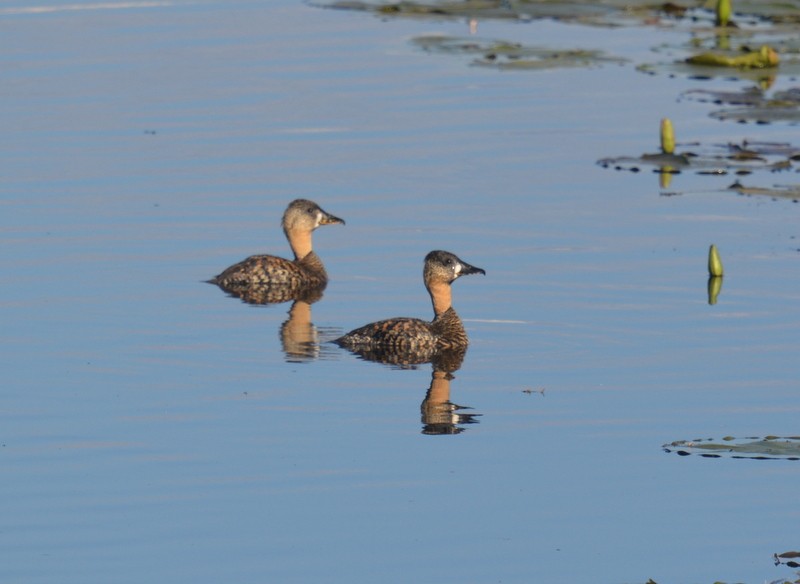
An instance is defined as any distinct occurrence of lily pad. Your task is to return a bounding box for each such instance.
[710,105,800,124]
[728,180,800,202]
[682,85,768,106]
[663,435,800,460]
[598,139,800,178]
[640,22,800,81]
[683,86,800,124]
[411,34,626,70]
[638,45,800,83]
[318,0,657,27]
[716,0,800,24]
[686,45,779,69]
[318,0,800,27]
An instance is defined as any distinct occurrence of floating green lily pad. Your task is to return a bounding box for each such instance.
[639,20,800,81]
[636,51,800,86]
[411,34,626,70]
[663,435,800,459]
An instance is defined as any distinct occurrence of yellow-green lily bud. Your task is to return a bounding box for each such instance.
[660,118,675,155]
[708,244,724,277]
[716,0,731,27]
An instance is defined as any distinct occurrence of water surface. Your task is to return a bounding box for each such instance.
[1,1,799,583]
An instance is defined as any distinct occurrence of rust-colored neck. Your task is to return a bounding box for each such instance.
[286,228,313,261]
[428,281,452,317]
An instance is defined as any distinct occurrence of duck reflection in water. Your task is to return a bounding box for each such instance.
[209,199,344,304]
[280,298,336,363]
[420,349,481,436]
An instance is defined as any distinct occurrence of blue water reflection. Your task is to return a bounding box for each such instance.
[1,2,799,584]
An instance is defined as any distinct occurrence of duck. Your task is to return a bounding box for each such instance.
[209,199,344,299]
[335,250,485,359]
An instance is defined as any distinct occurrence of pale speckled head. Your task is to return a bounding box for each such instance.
[282,199,345,234]
[423,250,485,286]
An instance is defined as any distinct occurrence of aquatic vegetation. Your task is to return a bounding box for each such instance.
[411,34,625,70]
[599,133,800,199]
[693,86,800,123]
[638,11,800,82]
[319,0,800,80]
[318,0,631,26]
[774,550,800,569]
[318,0,800,27]
[647,553,800,584]
[685,44,779,69]
[727,180,800,202]
[707,244,724,277]
[660,118,675,155]
[715,0,731,27]
[663,435,800,460]
[639,41,800,83]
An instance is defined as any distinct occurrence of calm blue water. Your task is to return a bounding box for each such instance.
[2,1,799,583]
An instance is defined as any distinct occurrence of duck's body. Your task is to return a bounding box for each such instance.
[335,250,484,361]
[210,199,344,300]
[336,307,467,352]
[212,250,327,290]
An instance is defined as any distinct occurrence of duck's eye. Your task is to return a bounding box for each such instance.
[307,207,315,214]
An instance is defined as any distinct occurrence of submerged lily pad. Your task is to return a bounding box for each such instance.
[728,180,800,202]
[599,139,800,181]
[719,0,800,24]
[318,0,650,26]
[711,105,800,124]
[318,0,800,27]
[663,435,800,460]
[683,86,800,124]
[411,34,626,70]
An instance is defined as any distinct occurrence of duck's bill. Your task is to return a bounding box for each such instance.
[319,210,345,226]
[460,261,485,276]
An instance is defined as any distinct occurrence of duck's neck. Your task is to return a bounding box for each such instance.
[428,281,452,317]
[286,228,313,261]
[297,250,327,280]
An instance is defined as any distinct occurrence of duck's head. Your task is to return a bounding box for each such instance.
[283,199,345,234]
[423,250,485,287]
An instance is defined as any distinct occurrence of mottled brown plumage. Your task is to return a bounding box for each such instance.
[209,199,344,303]
[335,250,485,361]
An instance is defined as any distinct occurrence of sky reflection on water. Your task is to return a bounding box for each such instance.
[1,2,799,584]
